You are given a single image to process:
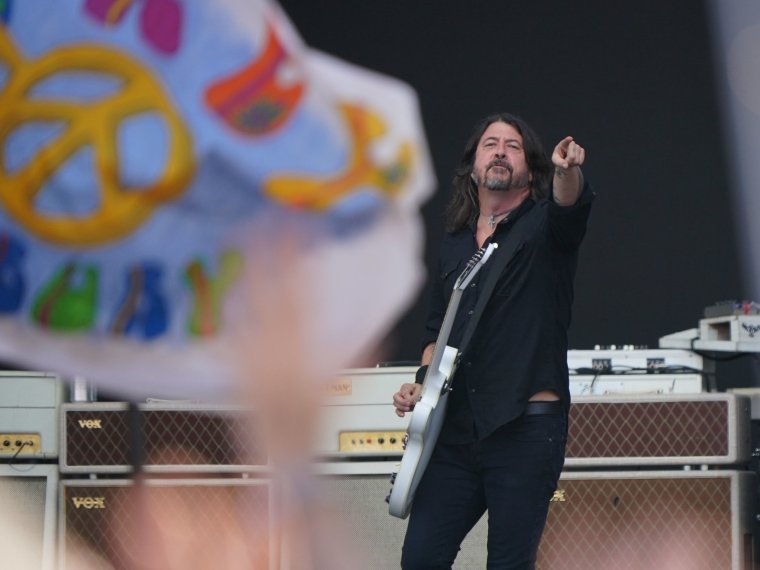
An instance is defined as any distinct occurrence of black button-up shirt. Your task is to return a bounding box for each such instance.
[420,181,594,443]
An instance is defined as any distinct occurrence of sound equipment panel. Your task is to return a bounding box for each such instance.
[0,464,58,570]
[59,477,278,570]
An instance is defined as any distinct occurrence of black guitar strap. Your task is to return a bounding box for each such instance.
[456,201,542,359]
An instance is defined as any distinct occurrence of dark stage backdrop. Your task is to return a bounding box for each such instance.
[283,0,758,386]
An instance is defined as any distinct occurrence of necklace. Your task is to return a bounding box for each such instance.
[480,208,513,230]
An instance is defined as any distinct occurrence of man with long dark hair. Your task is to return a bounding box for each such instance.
[393,113,594,569]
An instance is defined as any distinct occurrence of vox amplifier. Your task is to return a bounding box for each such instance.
[565,393,751,468]
[538,470,755,570]
[59,477,278,570]
[60,403,267,474]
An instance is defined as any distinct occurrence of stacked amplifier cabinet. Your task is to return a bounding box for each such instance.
[313,372,755,569]
[57,376,756,569]
[59,402,278,569]
[542,391,755,570]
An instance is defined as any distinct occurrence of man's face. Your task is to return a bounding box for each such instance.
[471,121,531,192]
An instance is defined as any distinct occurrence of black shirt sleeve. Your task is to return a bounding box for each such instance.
[548,179,595,252]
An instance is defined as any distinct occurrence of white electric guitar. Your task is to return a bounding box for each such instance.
[387,242,498,519]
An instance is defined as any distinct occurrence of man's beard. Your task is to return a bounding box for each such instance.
[484,174,510,191]
[480,164,530,192]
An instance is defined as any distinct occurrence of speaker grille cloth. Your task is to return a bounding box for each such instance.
[567,400,729,459]
[537,476,733,569]
[62,481,272,569]
[64,408,266,467]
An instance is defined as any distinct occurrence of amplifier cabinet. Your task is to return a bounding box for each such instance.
[538,470,756,570]
[0,372,63,459]
[59,477,278,570]
[319,367,413,457]
[60,403,268,474]
[565,393,751,467]
[313,461,488,569]
[0,464,58,570]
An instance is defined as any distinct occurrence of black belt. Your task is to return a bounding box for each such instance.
[524,400,563,416]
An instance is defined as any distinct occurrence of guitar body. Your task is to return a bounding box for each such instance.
[387,345,457,519]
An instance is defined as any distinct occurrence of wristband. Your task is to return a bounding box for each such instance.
[415,364,429,384]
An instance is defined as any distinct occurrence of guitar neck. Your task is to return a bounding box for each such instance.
[427,288,463,374]
[425,242,496,378]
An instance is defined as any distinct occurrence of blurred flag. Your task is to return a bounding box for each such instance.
[0,0,434,399]
[707,0,760,302]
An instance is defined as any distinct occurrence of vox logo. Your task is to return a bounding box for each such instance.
[72,496,106,509]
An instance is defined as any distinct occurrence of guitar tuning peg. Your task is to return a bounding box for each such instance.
[390,473,397,483]
[385,494,391,503]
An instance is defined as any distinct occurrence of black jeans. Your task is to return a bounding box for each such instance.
[400,406,566,570]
